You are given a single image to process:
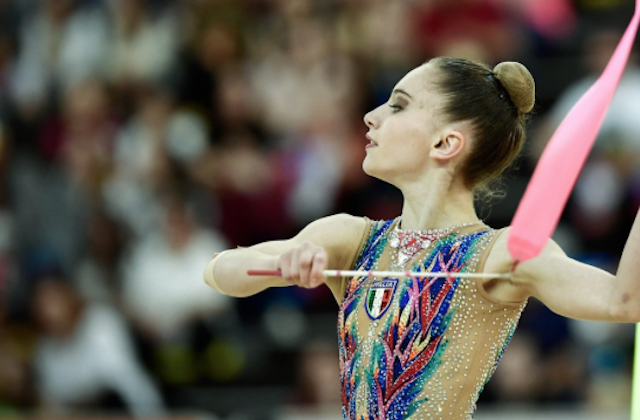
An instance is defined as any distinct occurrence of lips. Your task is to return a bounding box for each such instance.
[366,133,378,148]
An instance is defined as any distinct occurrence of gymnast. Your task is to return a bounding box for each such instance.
[203,57,640,420]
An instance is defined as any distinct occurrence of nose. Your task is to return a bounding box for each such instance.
[363,107,379,129]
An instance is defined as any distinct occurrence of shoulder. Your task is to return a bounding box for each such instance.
[83,305,129,338]
[483,226,568,300]
[83,305,136,353]
[485,226,566,271]
[297,214,378,272]
[296,213,369,244]
[309,213,367,228]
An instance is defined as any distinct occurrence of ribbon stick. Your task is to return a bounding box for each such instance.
[246,269,512,279]
[508,0,640,263]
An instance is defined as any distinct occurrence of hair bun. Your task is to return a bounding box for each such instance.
[493,62,535,114]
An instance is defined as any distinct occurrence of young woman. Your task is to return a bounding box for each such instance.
[203,57,640,420]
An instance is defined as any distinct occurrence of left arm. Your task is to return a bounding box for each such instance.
[487,218,640,323]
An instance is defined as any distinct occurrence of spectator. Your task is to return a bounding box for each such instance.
[104,87,208,236]
[32,277,164,417]
[72,208,124,304]
[107,0,179,90]
[412,0,524,62]
[12,0,110,111]
[121,190,230,341]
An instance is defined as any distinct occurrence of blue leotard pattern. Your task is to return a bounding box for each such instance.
[337,219,526,420]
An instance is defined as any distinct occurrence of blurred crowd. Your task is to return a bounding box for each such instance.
[0,0,638,418]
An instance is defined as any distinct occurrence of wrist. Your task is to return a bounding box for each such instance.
[267,254,280,271]
[205,250,232,293]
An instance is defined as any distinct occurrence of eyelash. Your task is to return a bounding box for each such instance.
[388,103,403,112]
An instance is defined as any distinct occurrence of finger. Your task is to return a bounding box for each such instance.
[310,251,327,287]
[289,248,301,285]
[299,248,314,287]
[279,253,293,283]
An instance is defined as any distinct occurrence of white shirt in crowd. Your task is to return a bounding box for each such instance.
[122,229,230,339]
[35,304,165,418]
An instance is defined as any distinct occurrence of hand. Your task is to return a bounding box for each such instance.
[277,241,328,288]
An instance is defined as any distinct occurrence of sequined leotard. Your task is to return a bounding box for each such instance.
[332,218,527,420]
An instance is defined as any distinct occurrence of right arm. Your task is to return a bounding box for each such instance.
[203,214,367,297]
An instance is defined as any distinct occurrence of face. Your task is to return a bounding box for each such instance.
[33,280,79,338]
[363,63,456,185]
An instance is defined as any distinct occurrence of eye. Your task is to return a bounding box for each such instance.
[388,103,403,113]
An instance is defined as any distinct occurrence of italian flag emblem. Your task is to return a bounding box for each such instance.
[365,279,398,320]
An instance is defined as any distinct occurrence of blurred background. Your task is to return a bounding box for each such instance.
[0,0,638,418]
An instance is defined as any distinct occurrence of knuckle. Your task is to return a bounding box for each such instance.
[300,254,313,268]
[290,266,299,276]
[301,241,318,252]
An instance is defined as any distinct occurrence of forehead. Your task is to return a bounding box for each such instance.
[393,63,442,107]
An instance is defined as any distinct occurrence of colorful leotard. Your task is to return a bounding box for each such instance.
[336,218,527,420]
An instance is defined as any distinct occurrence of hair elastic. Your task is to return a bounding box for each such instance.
[487,73,519,112]
[486,74,507,100]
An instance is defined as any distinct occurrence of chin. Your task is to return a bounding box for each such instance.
[362,157,391,183]
[362,155,376,176]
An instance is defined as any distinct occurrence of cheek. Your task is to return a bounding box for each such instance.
[382,117,430,157]
[363,111,436,177]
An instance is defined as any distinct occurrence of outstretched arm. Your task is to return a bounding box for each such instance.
[610,207,640,321]
[203,214,367,297]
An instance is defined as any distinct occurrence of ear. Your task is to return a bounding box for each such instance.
[429,130,466,161]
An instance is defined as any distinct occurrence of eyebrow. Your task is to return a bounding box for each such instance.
[392,88,413,99]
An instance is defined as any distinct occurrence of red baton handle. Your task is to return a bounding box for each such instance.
[247,269,282,276]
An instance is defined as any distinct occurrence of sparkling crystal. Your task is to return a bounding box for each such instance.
[338,217,526,420]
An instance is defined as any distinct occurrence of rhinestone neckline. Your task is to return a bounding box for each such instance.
[389,220,479,266]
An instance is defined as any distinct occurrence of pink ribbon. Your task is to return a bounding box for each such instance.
[508,0,640,263]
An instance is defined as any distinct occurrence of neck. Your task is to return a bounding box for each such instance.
[398,171,479,231]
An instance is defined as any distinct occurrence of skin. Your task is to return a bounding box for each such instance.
[204,62,640,324]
